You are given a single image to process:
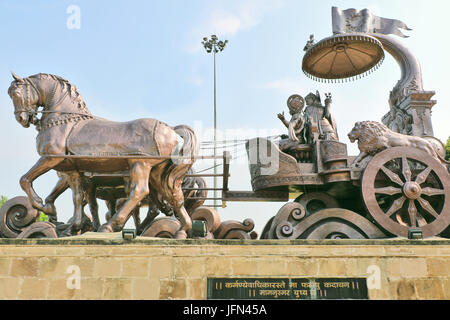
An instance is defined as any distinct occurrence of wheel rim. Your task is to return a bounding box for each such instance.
[362,147,450,238]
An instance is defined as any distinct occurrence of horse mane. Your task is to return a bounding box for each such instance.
[29,73,90,114]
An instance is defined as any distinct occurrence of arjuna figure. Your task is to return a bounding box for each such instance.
[277,94,306,153]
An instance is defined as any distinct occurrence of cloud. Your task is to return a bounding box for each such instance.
[262,77,306,96]
[366,4,382,16]
[185,0,283,53]
[187,74,204,87]
[206,2,263,36]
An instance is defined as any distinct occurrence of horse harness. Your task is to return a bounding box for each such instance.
[13,78,94,131]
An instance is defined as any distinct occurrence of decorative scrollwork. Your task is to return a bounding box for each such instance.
[191,207,221,233]
[0,196,38,238]
[214,218,257,240]
[264,202,306,239]
[295,192,339,217]
[140,217,181,238]
[17,221,58,239]
[266,206,387,240]
[191,206,221,239]
[277,221,295,238]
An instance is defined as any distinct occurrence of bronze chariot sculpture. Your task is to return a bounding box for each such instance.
[2,6,449,241]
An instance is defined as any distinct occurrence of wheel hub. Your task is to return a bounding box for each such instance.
[403,181,422,199]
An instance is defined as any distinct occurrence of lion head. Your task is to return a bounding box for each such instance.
[348,121,389,141]
[348,121,391,153]
[348,121,362,143]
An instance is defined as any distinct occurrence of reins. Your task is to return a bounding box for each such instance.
[14,109,94,118]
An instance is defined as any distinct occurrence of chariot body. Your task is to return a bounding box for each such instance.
[220,8,450,240]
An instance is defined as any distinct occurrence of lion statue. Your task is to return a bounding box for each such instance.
[348,121,447,167]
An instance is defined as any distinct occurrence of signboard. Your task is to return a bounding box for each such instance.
[207,277,368,300]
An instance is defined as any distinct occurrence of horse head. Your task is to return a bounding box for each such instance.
[8,72,40,128]
[8,72,91,129]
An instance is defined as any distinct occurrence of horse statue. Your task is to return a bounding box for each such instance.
[7,72,199,238]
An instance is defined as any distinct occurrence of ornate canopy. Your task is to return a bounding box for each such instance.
[302,34,385,82]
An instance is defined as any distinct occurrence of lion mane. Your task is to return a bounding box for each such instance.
[348,120,441,166]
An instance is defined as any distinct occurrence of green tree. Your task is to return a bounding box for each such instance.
[0,196,8,208]
[446,137,450,161]
[38,212,49,222]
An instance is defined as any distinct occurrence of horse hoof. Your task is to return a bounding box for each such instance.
[92,223,101,232]
[98,224,113,233]
[174,230,188,239]
[59,229,73,237]
[42,202,57,216]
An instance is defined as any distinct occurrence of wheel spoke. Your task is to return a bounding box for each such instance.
[408,200,417,227]
[414,166,432,185]
[417,197,439,219]
[380,166,404,186]
[421,187,445,197]
[385,196,406,217]
[416,211,427,227]
[402,157,412,182]
[374,186,402,195]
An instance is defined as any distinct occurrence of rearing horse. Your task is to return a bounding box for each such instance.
[7,72,198,238]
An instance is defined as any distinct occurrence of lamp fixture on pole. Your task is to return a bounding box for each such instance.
[202,35,228,208]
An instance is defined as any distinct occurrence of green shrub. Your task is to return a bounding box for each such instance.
[446,136,450,161]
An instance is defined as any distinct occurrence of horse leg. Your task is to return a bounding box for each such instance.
[169,181,192,239]
[42,173,70,219]
[131,206,141,230]
[20,156,64,211]
[99,161,151,232]
[84,181,100,231]
[65,171,86,234]
[105,198,116,222]
[148,162,191,238]
[136,203,160,235]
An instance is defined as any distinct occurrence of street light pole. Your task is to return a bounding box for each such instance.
[202,35,228,208]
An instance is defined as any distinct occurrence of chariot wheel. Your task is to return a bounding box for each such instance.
[361,147,450,238]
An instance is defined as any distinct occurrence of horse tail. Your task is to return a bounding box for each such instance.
[159,125,199,208]
[182,168,207,215]
[173,125,200,164]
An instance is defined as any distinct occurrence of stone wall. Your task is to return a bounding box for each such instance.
[0,234,449,299]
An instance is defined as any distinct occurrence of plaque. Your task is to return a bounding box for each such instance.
[207,277,368,300]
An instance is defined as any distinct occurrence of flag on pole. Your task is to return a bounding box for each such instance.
[332,7,412,38]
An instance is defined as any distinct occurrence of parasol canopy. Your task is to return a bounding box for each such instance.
[302,34,385,82]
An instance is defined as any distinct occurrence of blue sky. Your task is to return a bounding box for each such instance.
[0,0,449,235]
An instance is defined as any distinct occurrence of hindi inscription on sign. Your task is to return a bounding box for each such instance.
[207,277,368,300]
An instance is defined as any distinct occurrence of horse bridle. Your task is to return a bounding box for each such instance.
[13,78,93,125]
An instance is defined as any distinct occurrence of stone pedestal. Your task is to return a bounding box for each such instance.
[0,235,449,300]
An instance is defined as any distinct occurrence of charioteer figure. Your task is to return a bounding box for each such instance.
[303,91,339,143]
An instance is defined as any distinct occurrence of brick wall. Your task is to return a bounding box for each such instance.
[0,235,449,299]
